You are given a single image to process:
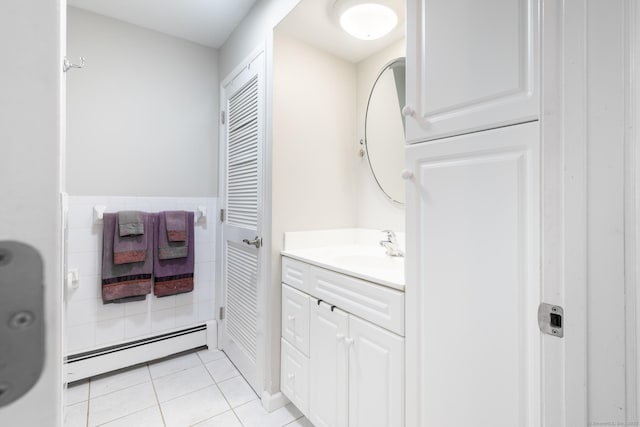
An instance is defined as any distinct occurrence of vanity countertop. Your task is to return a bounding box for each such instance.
[282,244,404,291]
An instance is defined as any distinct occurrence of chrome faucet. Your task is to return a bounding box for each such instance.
[380,230,404,257]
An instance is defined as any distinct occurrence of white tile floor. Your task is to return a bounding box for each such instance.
[64,349,313,427]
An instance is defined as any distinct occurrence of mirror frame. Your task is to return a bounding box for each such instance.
[364,56,406,205]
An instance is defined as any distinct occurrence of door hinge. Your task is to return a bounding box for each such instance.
[219,306,225,320]
[219,209,225,223]
[220,111,226,125]
[538,303,563,337]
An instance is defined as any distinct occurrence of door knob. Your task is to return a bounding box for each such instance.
[401,169,414,180]
[402,105,416,117]
[242,236,262,249]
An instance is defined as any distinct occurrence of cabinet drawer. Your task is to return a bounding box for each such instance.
[309,266,405,336]
[281,256,309,292]
[282,284,310,356]
[281,338,310,418]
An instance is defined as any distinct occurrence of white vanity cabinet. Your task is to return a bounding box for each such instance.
[405,0,539,143]
[280,256,404,427]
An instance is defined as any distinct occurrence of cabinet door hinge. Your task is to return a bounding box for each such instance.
[219,306,225,320]
[219,209,225,223]
[220,111,226,125]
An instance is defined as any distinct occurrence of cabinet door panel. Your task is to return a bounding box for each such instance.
[406,0,538,143]
[348,315,404,427]
[281,338,310,417]
[282,284,310,356]
[309,301,348,427]
[406,122,540,426]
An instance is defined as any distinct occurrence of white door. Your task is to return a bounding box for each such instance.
[219,50,265,393]
[405,122,541,426]
[309,301,348,427]
[348,315,404,427]
[0,0,63,426]
[405,0,538,143]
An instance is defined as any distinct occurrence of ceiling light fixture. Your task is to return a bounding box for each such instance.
[333,0,399,41]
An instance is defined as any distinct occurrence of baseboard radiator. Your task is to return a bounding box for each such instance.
[65,323,214,383]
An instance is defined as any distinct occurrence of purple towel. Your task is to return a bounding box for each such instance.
[113,213,148,265]
[165,211,187,242]
[118,211,144,236]
[101,213,153,303]
[154,212,195,297]
[158,212,189,260]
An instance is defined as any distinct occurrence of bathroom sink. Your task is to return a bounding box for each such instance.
[282,245,404,290]
[331,253,403,270]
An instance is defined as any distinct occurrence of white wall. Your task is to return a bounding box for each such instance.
[268,32,358,394]
[219,0,300,80]
[272,33,358,235]
[355,39,406,231]
[0,0,63,425]
[66,8,219,197]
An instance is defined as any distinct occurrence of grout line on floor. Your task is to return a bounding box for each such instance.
[85,379,91,427]
[94,404,158,427]
[284,414,307,426]
[191,352,239,426]
[70,350,291,427]
[148,363,168,427]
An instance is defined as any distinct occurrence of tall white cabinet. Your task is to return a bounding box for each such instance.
[406,122,540,426]
[405,0,538,143]
[405,1,542,426]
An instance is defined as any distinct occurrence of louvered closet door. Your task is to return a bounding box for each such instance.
[220,51,265,394]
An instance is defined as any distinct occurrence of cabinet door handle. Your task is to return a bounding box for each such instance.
[287,315,295,322]
[287,373,295,381]
[336,333,345,342]
[401,169,414,180]
[402,105,416,117]
[344,337,354,347]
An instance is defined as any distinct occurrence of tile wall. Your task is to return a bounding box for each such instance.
[65,196,218,355]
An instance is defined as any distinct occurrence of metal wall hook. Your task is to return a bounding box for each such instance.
[63,56,86,73]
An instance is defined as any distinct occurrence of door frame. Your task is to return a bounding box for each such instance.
[0,0,64,425]
[541,0,640,424]
[539,0,588,424]
[628,0,640,421]
[216,43,269,396]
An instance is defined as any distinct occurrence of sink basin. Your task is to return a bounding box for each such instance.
[332,253,403,269]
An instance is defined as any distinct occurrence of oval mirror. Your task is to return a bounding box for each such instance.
[365,57,406,204]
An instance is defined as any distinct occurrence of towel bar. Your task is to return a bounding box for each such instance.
[92,206,207,224]
[93,205,106,224]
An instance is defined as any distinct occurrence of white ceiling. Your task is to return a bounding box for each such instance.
[276,0,405,63]
[67,0,257,48]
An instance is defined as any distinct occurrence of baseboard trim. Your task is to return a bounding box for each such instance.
[65,323,215,383]
[261,390,291,413]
